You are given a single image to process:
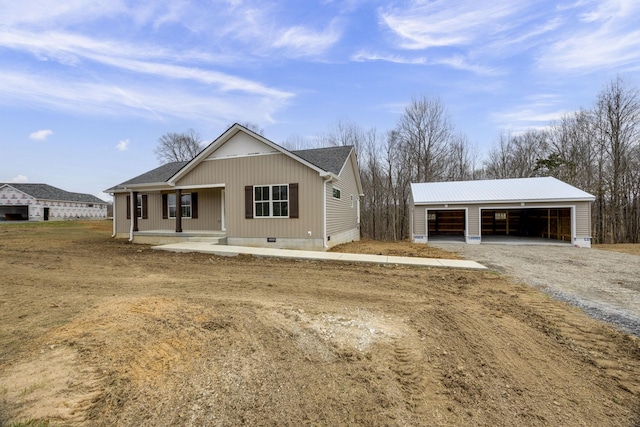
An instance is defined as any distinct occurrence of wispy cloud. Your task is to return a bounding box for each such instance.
[351,50,426,64]
[29,129,53,140]
[271,20,343,57]
[0,30,292,98]
[351,50,501,76]
[0,69,290,124]
[379,1,526,50]
[10,174,29,183]
[537,0,640,72]
[0,1,309,123]
[490,94,572,131]
[116,139,130,151]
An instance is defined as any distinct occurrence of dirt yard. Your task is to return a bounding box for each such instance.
[1,221,640,426]
[429,241,640,337]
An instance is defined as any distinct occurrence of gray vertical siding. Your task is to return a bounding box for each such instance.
[413,206,426,236]
[114,188,223,233]
[326,153,360,237]
[412,201,593,239]
[575,201,591,236]
[176,153,324,238]
[115,193,129,234]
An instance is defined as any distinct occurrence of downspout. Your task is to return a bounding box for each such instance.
[323,178,328,248]
[129,189,135,242]
[322,175,332,249]
[111,193,116,238]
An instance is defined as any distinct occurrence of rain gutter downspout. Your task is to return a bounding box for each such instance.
[322,174,334,249]
[111,193,116,238]
[128,189,134,242]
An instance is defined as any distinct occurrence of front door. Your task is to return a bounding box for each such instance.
[43,207,49,221]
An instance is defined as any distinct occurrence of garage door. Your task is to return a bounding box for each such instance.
[0,205,28,221]
[428,209,465,236]
[481,208,571,241]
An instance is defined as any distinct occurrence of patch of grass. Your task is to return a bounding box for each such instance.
[0,220,79,229]
[20,381,46,397]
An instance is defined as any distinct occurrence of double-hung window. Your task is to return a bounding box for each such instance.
[254,184,288,218]
[167,193,192,218]
[127,194,147,219]
[136,195,143,219]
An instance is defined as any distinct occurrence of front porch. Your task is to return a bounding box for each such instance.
[133,229,227,245]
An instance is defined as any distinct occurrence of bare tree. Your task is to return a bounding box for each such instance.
[231,121,265,136]
[281,134,311,151]
[593,76,640,242]
[155,129,203,164]
[395,95,453,182]
[443,133,477,181]
[484,130,547,179]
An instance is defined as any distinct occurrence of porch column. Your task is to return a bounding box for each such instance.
[175,189,182,233]
[132,191,139,232]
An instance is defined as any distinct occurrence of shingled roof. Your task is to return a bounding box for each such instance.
[110,161,189,190]
[108,145,353,191]
[292,146,353,176]
[0,183,106,204]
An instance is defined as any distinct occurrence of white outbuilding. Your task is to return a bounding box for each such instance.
[410,177,596,248]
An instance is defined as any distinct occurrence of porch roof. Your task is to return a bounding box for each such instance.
[106,161,188,192]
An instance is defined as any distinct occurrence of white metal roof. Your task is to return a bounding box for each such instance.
[411,177,595,205]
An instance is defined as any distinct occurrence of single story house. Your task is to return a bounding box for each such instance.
[0,183,108,221]
[410,177,596,248]
[107,123,363,250]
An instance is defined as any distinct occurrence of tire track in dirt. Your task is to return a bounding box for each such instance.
[390,338,429,414]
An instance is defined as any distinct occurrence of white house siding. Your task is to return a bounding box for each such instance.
[176,152,325,242]
[0,186,107,221]
[325,153,361,247]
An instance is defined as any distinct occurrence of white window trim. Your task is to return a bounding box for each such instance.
[254,184,289,218]
[332,186,341,199]
[136,194,145,219]
[168,193,192,219]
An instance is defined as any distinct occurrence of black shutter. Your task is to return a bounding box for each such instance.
[191,192,198,219]
[126,195,131,219]
[162,194,168,219]
[142,195,148,219]
[289,183,299,219]
[245,186,253,219]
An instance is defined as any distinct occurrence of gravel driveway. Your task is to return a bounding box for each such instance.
[430,242,640,337]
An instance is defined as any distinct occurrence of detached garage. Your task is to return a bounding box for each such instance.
[410,177,596,248]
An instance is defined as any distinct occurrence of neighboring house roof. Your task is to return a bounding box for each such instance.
[411,177,595,205]
[291,146,353,176]
[0,183,106,204]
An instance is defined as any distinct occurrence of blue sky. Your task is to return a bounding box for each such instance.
[1,0,639,201]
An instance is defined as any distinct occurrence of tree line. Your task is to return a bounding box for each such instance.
[156,77,640,244]
[312,77,639,244]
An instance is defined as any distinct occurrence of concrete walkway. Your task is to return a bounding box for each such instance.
[152,242,487,270]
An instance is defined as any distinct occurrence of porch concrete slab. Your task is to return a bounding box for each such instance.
[152,242,486,270]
